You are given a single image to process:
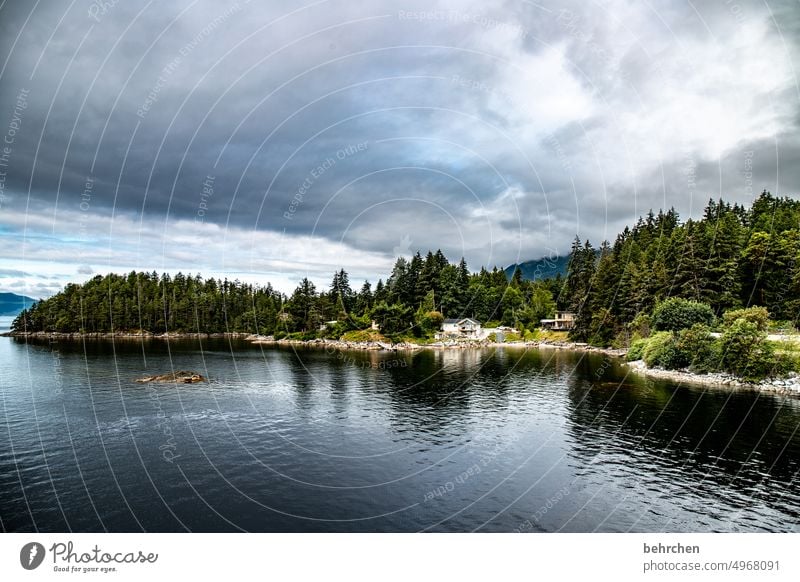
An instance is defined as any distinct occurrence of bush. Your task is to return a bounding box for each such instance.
[652,298,715,332]
[523,329,539,341]
[642,332,682,368]
[719,318,780,382]
[722,307,769,332]
[675,324,717,374]
[418,310,444,334]
[626,338,648,361]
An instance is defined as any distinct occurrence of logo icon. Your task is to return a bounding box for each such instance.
[20,542,45,570]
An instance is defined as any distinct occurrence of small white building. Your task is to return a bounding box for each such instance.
[438,318,482,339]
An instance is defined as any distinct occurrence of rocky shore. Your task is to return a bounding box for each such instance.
[246,335,628,358]
[2,329,629,359]
[2,331,254,340]
[625,359,800,396]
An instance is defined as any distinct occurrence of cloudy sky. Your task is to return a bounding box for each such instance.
[0,0,798,297]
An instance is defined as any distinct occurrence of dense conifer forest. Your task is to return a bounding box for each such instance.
[12,191,800,347]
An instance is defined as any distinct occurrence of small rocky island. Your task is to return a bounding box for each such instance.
[135,371,205,384]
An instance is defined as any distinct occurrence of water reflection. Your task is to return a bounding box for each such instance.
[1,337,798,532]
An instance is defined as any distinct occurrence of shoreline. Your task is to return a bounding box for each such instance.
[0,331,255,340]
[6,331,798,396]
[624,359,800,397]
[3,329,627,356]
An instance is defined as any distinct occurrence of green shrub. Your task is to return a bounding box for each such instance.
[418,310,444,334]
[652,298,715,332]
[719,318,779,382]
[675,324,717,374]
[722,307,769,332]
[523,328,540,341]
[626,338,648,361]
[642,332,682,368]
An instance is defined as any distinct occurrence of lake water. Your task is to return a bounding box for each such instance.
[0,316,13,334]
[1,336,798,532]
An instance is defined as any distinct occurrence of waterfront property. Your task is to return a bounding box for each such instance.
[540,311,575,331]
[438,317,483,339]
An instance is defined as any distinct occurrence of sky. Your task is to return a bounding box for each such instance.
[0,0,798,297]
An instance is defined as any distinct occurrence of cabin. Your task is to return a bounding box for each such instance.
[438,318,482,339]
[539,311,575,331]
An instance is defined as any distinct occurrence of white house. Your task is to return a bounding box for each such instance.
[439,318,482,339]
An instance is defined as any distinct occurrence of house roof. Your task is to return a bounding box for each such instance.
[443,318,481,325]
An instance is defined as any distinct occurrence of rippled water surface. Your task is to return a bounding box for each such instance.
[1,335,798,532]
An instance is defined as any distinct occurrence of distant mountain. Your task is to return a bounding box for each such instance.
[0,292,37,316]
[504,255,571,281]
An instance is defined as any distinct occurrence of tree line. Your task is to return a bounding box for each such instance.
[11,251,558,338]
[560,190,800,345]
[12,190,799,342]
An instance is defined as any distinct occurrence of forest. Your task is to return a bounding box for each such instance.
[11,190,800,347]
[560,190,800,346]
[10,250,555,338]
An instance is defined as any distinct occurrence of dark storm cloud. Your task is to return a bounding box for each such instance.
[0,0,799,296]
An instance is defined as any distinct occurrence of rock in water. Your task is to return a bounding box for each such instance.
[136,371,205,384]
